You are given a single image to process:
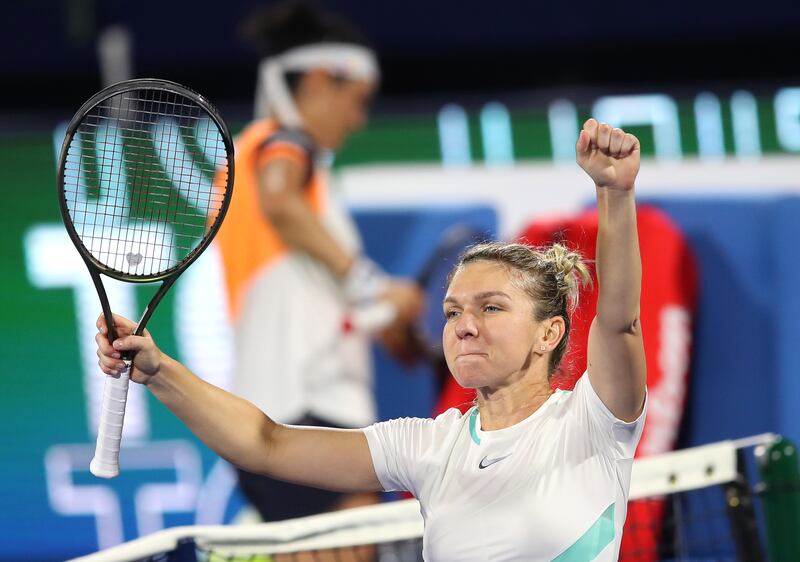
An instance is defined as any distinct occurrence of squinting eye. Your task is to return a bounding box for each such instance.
[444,310,460,320]
[484,305,501,313]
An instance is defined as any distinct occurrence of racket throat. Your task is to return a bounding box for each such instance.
[133,276,178,336]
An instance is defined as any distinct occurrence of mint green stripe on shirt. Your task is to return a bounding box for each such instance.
[551,503,615,562]
[468,409,480,445]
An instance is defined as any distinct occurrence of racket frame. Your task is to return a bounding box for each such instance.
[57,78,235,283]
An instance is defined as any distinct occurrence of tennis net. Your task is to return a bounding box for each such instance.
[68,434,798,562]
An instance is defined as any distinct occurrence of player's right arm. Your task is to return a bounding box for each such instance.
[258,153,353,277]
[95,314,383,493]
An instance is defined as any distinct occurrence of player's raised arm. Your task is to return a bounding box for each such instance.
[577,119,647,422]
[95,314,382,493]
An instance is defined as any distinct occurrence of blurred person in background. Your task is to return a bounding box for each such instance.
[215,0,424,522]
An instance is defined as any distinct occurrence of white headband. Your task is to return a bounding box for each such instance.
[255,43,380,128]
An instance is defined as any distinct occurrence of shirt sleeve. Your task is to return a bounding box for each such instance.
[362,416,435,495]
[572,371,648,459]
[256,140,308,169]
[255,129,314,170]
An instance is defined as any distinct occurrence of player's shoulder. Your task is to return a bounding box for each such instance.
[236,120,315,161]
[379,408,467,436]
[265,127,314,147]
[257,127,315,179]
[551,371,598,415]
[433,406,471,424]
[385,408,464,429]
[568,370,648,428]
[261,127,315,157]
[429,406,476,436]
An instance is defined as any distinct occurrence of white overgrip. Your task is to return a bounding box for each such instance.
[89,361,131,478]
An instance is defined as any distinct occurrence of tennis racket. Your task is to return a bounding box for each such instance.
[56,78,235,478]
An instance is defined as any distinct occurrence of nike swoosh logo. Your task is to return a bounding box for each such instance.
[479,453,512,469]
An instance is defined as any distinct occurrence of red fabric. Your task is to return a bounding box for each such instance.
[433,205,698,560]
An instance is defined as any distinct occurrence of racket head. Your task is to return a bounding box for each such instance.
[416,224,493,360]
[56,78,234,283]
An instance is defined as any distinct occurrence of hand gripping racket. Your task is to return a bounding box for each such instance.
[56,79,234,478]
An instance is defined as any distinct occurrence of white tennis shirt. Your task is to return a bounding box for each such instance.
[363,372,647,561]
[233,184,376,428]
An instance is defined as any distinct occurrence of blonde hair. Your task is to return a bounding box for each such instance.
[447,241,592,376]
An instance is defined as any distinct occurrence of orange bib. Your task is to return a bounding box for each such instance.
[215,120,325,320]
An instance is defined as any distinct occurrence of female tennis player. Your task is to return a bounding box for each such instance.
[217,0,424,522]
[96,119,646,561]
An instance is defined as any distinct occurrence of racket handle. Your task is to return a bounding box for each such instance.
[89,361,131,478]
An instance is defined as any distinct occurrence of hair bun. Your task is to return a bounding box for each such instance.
[538,244,591,310]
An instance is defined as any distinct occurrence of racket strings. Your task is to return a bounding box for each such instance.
[63,86,231,278]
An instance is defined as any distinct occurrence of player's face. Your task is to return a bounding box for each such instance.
[442,261,542,390]
[316,77,375,149]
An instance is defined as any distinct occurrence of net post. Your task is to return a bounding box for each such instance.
[723,449,765,562]
[755,437,800,561]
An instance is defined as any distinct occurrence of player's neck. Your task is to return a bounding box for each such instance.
[293,100,327,149]
[297,119,323,147]
[476,373,553,431]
